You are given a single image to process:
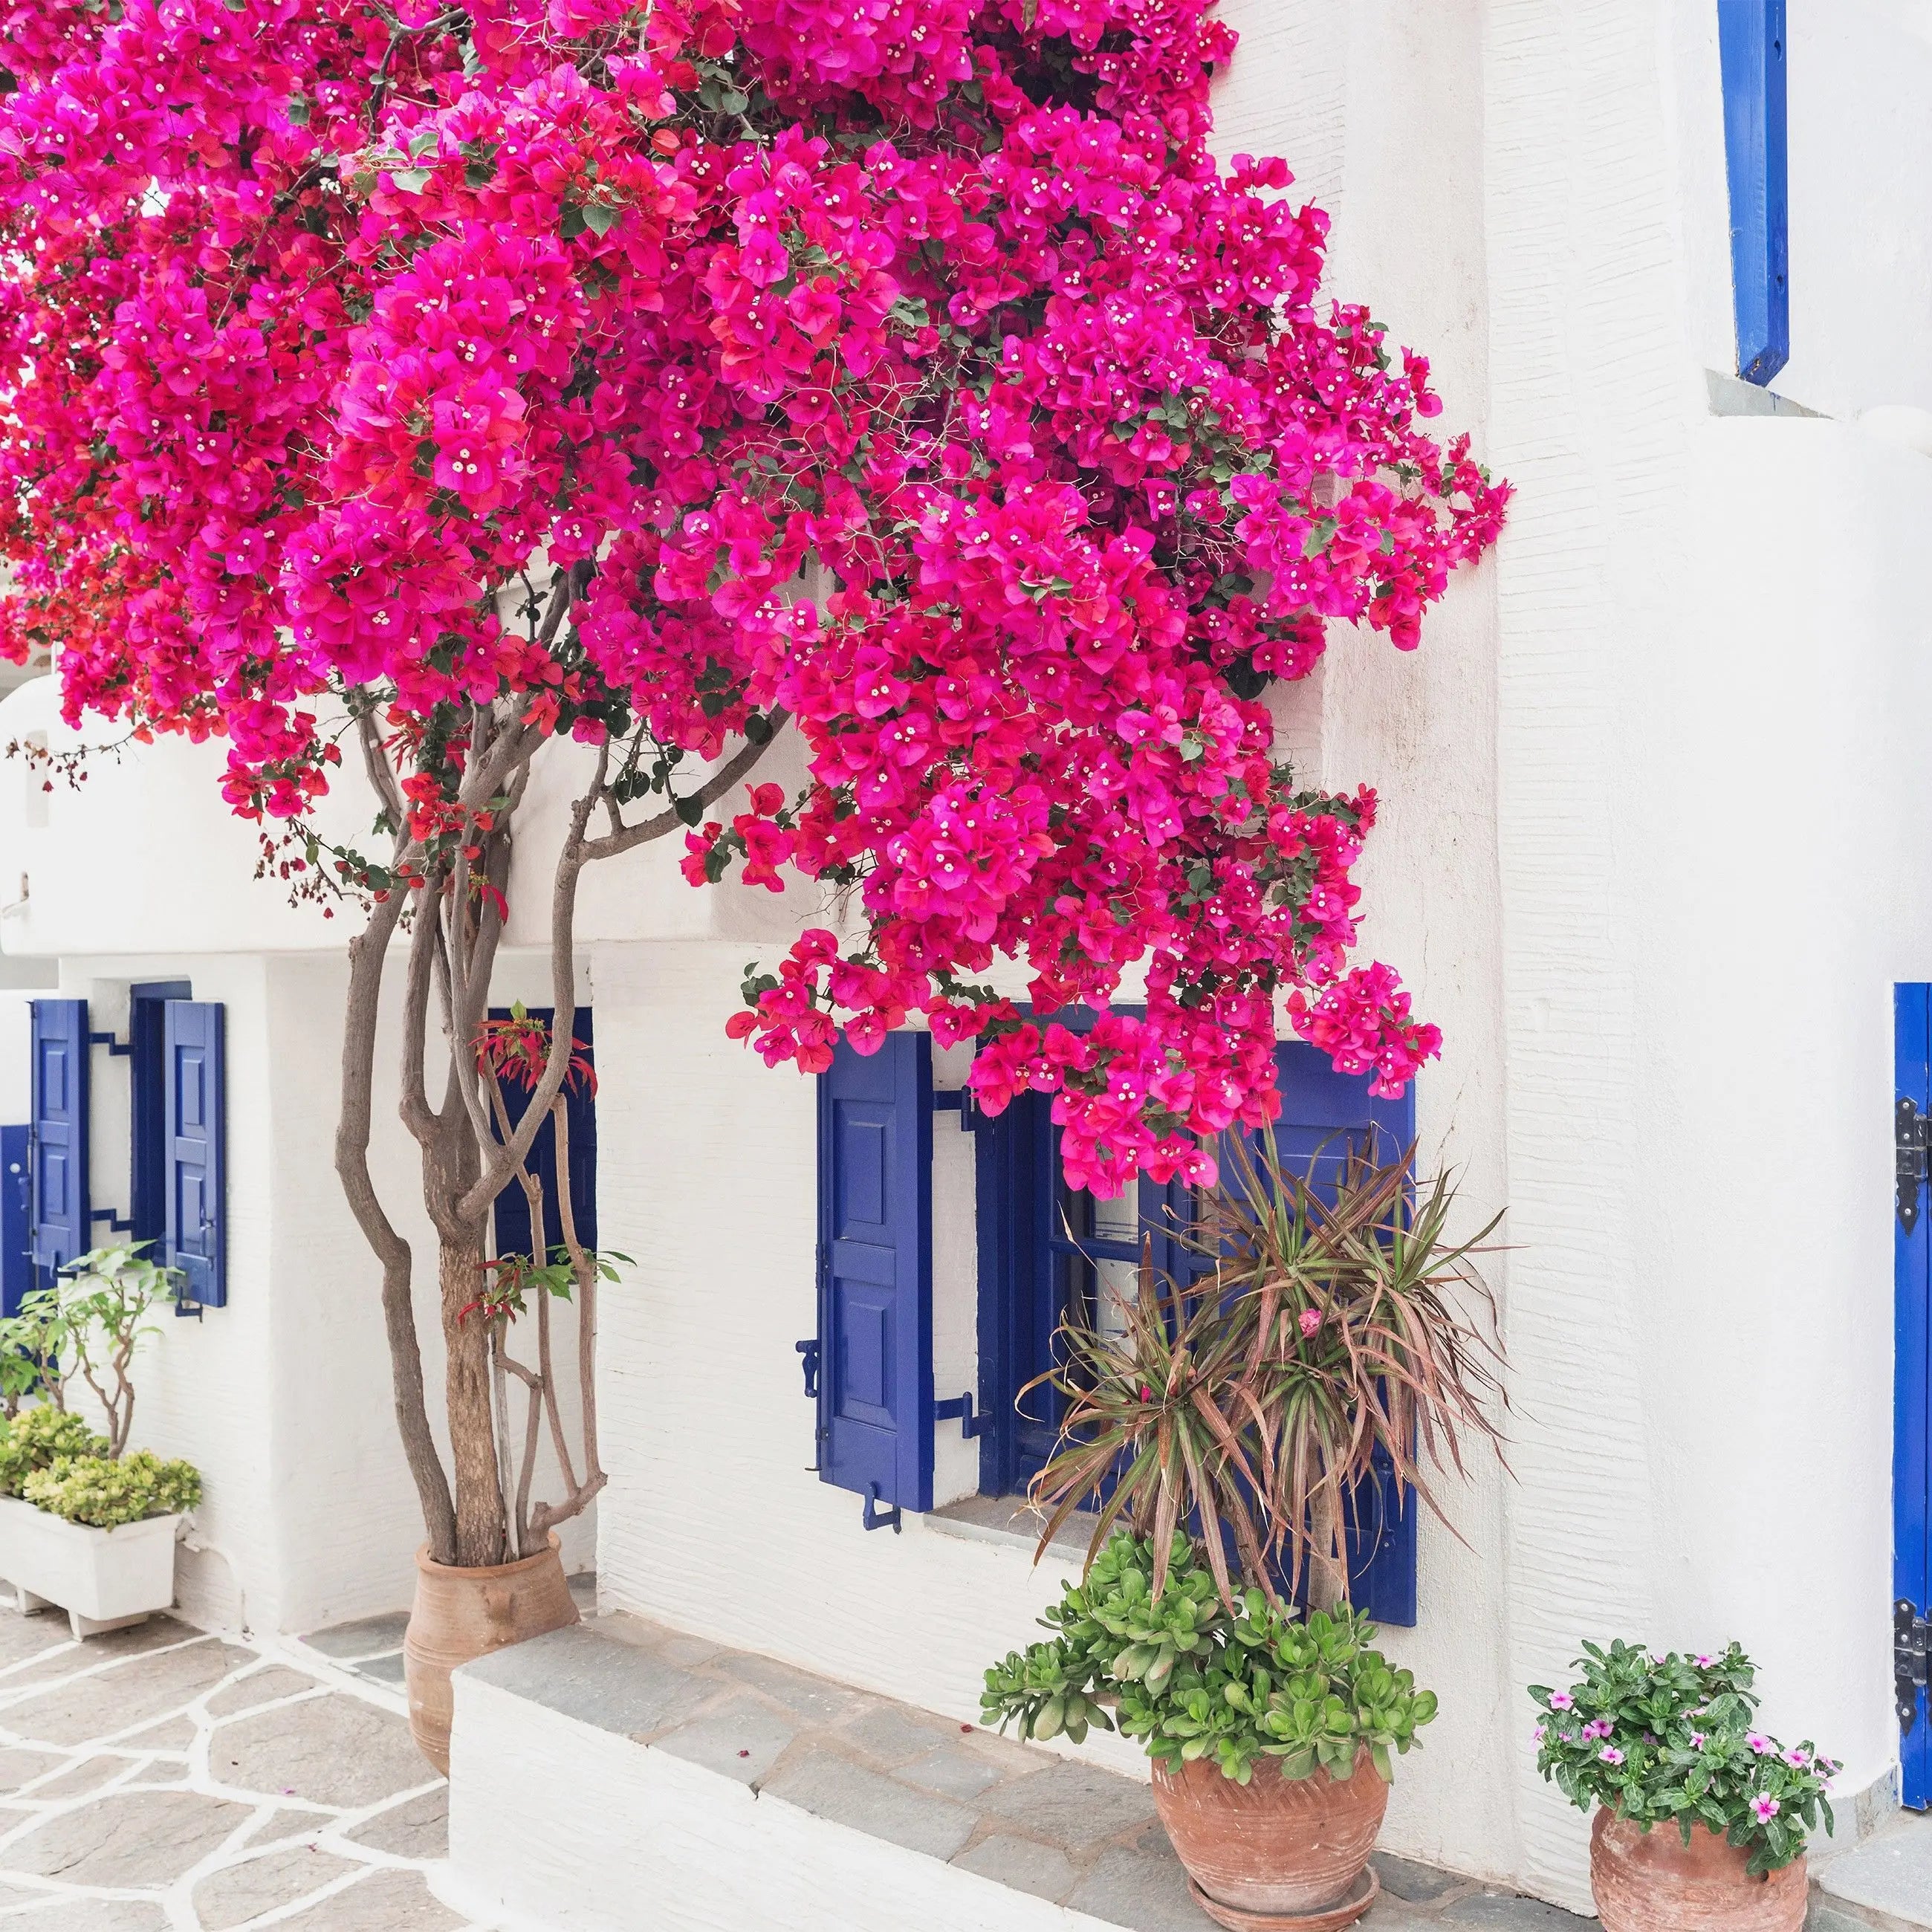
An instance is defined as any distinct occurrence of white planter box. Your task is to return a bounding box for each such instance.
[0,1496,181,1639]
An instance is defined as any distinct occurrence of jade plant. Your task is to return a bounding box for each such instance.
[983,1530,1436,1785]
[0,1244,201,1528]
[1531,1640,1837,1876]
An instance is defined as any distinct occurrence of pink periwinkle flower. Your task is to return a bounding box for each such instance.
[1746,1734,1773,1756]
[1549,1693,1574,1711]
[1598,1746,1624,1766]
[1750,1795,1780,1823]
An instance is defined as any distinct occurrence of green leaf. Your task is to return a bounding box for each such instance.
[390,168,432,195]
[581,202,621,236]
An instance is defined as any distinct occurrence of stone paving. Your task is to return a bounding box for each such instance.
[0,1595,477,1931]
[468,1612,1591,1932]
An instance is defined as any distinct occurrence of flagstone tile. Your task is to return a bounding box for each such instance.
[4,1784,251,1886]
[343,1786,449,1859]
[5,1897,171,1929]
[204,1665,324,1718]
[213,1693,429,1808]
[274,1864,465,1928]
[2,1641,251,1748]
[0,1748,64,1795]
[194,1842,362,1930]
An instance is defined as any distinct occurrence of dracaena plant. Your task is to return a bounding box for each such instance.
[1027,1137,1505,1612]
[1531,1641,1837,1876]
[982,1529,1436,1785]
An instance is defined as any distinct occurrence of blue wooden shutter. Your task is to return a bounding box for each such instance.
[816,1032,933,1521]
[1,1125,31,1317]
[29,999,90,1282]
[1718,0,1789,385]
[489,1008,596,1261]
[164,1001,227,1307]
[1896,985,1932,1803]
[1271,1040,1419,1625]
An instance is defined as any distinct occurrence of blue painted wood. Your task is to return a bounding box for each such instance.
[489,1008,597,1262]
[1266,1040,1419,1625]
[129,982,192,1251]
[29,999,90,1284]
[0,1125,30,1318]
[163,1001,227,1308]
[1896,985,1932,1805]
[817,1032,934,1514]
[1719,0,1789,384]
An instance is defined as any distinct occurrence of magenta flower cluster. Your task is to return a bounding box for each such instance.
[0,0,1504,1193]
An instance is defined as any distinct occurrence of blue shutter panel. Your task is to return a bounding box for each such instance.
[817,1033,933,1517]
[29,999,90,1280]
[488,1008,596,1261]
[1,1125,32,1317]
[1719,0,1789,385]
[164,1001,227,1307]
[1271,1040,1419,1626]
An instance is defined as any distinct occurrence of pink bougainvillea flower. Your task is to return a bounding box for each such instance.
[0,0,1505,1200]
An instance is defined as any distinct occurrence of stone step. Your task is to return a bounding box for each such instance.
[444,1612,1592,1931]
[1812,1813,1932,1932]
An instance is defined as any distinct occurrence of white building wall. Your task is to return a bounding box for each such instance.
[0,0,1922,1907]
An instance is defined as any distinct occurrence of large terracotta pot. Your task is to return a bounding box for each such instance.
[401,1533,579,1774]
[1151,1751,1387,1929]
[1590,1809,1807,1932]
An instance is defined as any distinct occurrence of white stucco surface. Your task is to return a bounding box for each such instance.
[448,1672,1149,1932]
[0,0,1924,1909]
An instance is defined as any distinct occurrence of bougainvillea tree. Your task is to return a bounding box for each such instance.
[0,0,1506,1567]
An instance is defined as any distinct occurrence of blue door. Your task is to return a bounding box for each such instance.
[1896,985,1932,1806]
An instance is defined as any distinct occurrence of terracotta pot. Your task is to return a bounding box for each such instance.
[401,1533,579,1774]
[1151,1750,1387,1925]
[1590,1809,1807,1932]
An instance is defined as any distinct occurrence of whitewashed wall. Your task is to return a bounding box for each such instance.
[0,0,1925,1908]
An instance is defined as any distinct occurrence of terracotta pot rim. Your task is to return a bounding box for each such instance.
[412,1531,562,1581]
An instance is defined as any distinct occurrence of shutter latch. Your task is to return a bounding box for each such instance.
[862,1482,902,1534]
[794,1338,820,1399]
[935,1393,983,1439]
[1901,1100,1931,1233]
[1897,1599,1929,1733]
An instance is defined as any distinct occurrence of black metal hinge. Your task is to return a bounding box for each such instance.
[1898,1598,1928,1732]
[1900,1099,1931,1232]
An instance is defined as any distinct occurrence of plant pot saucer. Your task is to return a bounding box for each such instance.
[1185,1866,1378,1932]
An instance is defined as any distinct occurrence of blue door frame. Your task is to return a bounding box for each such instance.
[1895,985,1931,1806]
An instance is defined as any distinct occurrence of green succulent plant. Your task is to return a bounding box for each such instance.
[22,1449,201,1529]
[982,1531,1436,1783]
[0,1406,108,1496]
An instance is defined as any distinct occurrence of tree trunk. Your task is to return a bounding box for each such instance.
[1308,1486,1349,1615]
[439,1231,505,1568]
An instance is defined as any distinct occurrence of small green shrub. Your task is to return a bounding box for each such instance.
[22,1450,201,1529]
[982,1531,1437,1783]
[0,1407,108,1496]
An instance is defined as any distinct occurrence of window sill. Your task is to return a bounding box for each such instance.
[925,1495,1098,1559]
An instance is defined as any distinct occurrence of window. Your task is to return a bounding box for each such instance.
[27,992,227,1309]
[488,1007,597,1265]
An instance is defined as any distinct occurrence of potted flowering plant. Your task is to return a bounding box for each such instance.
[0,1245,202,1639]
[983,1141,1504,1931]
[1530,1639,1836,1931]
